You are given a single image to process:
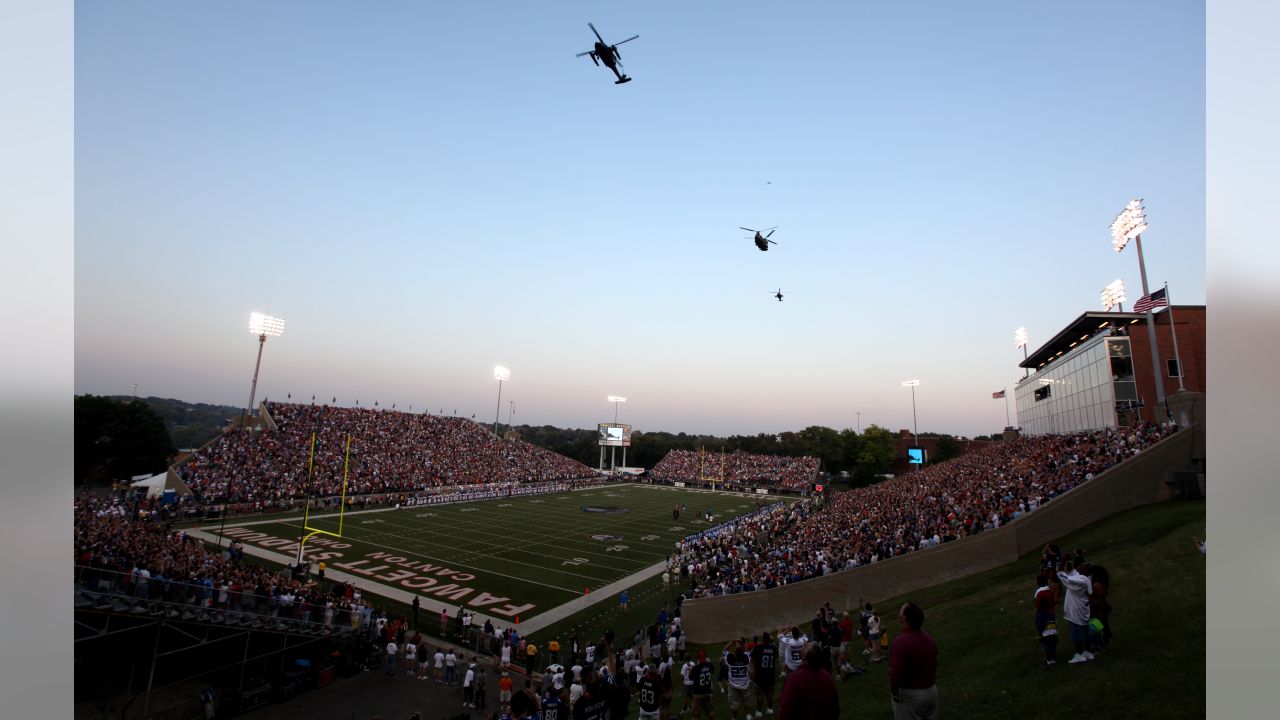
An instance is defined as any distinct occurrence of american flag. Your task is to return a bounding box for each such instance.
[992,390,1006,399]
[1133,287,1168,313]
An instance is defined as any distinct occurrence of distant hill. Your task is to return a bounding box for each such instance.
[102,396,241,450]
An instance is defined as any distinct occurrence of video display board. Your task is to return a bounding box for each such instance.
[597,423,632,447]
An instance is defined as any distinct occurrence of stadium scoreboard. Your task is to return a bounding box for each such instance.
[597,423,632,447]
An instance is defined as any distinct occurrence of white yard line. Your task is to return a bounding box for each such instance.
[513,558,669,635]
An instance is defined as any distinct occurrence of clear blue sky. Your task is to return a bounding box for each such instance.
[74,1,1205,438]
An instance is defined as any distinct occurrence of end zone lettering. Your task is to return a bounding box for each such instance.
[331,556,534,617]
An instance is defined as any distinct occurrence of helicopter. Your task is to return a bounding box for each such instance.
[771,288,785,302]
[576,23,639,84]
[740,226,778,251]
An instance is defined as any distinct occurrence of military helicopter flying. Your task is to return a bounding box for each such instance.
[576,23,639,84]
[771,288,785,302]
[740,227,778,251]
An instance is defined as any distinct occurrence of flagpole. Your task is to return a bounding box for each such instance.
[1164,282,1185,392]
[1004,392,1010,428]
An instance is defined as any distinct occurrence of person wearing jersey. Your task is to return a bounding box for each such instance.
[1034,574,1059,666]
[690,650,715,719]
[499,671,515,713]
[778,627,808,676]
[722,640,752,720]
[573,670,609,720]
[542,685,566,720]
[636,661,663,720]
[751,631,779,717]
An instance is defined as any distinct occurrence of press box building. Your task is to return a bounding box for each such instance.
[1013,305,1205,435]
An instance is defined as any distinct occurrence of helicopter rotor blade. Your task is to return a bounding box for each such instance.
[738,227,757,233]
[614,35,640,46]
[588,23,605,43]
[765,229,777,238]
[575,50,594,57]
[767,239,778,244]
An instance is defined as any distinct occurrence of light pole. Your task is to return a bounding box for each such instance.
[901,380,920,448]
[245,312,285,424]
[1111,199,1166,418]
[607,396,627,471]
[493,366,510,436]
[1015,327,1029,379]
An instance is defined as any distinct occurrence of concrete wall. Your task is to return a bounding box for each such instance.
[682,424,1201,643]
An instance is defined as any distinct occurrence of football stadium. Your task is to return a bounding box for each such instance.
[68,3,1209,720]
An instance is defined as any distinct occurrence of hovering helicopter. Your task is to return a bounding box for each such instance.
[576,23,639,84]
[771,288,785,302]
[740,226,778,251]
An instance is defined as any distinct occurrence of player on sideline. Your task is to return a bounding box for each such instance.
[751,631,779,717]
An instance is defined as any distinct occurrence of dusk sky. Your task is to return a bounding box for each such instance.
[74,1,1205,438]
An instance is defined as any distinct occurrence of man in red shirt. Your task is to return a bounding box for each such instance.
[888,602,938,720]
[778,643,839,720]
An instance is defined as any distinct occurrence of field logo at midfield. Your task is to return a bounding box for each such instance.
[589,533,624,542]
[580,505,629,514]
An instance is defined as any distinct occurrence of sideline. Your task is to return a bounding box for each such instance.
[514,558,669,635]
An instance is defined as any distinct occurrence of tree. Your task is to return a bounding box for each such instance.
[75,395,176,484]
[852,424,896,484]
[932,435,962,464]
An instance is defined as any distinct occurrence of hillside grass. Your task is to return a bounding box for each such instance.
[673,499,1206,719]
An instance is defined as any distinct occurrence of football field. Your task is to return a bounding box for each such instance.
[211,483,792,629]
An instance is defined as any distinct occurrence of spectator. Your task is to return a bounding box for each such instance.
[1057,558,1094,664]
[889,603,938,720]
[778,642,839,720]
[1034,574,1059,666]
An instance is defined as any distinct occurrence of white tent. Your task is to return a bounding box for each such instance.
[129,472,169,499]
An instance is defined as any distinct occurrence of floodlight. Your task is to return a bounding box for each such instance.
[607,396,628,403]
[1110,199,1147,252]
[901,379,920,387]
[1101,278,1127,311]
[1014,327,1028,349]
[249,312,285,337]
[494,365,511,382]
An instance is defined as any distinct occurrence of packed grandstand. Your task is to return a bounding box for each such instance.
[650,448,821,490]
[670,421,1177,596]
[176,402,600,504]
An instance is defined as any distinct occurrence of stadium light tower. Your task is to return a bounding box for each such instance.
[901,380,920,447]
[245,312,285,421]
[493,365,511,436]
[1111,198,1166,416]
[607,396,628,472]
[607,395,627,423]
[1101,278,1127,312]
[1015,327,1029,378]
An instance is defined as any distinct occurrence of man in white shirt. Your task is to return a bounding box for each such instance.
[463,661,477,707]
[1057,558,1094,664]
[384,641,398,675]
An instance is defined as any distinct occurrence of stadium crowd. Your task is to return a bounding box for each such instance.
[670,422,1176,597]
[651,449,820,490]
[74,494,387,630]
[178,402,598,504]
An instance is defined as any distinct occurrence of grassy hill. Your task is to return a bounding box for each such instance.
[639,499,1205,719]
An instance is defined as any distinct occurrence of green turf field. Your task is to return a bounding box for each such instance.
[212,483,792,625]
